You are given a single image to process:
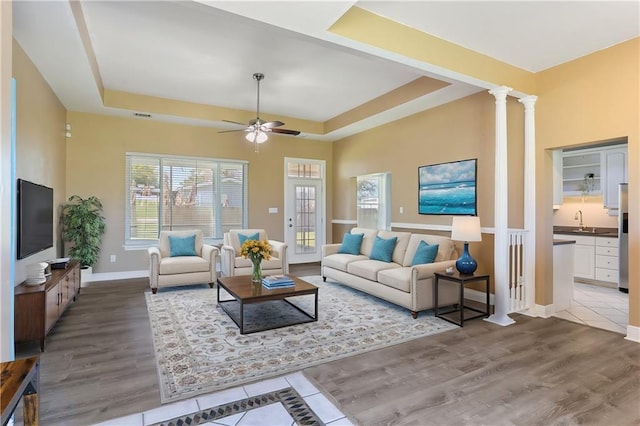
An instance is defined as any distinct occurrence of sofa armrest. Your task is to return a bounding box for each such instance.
[220,244,236,277]
[269,240,286,257]
[268,240,289,274]
[411,260,457,280]
[322,244,341,257]
[202,244,219,283]
[148,247,161,289]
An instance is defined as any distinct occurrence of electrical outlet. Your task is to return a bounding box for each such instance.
[110,255,116,263]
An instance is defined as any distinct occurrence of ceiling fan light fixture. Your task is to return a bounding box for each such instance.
[246,130,268,144]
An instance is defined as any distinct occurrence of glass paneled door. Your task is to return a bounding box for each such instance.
[285,159,325,264]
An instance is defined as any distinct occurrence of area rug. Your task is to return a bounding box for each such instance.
[145,276,458,403]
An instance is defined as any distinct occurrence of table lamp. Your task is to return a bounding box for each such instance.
[451,216,482,275]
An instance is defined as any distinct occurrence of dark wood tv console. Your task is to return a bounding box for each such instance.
[14,259,81,351]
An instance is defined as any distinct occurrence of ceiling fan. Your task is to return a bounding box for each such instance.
[219,72,300,151]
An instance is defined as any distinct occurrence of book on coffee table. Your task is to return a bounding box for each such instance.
[262,275,295,288]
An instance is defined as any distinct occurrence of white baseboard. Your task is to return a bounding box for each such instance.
[528,304,555,318]
[82,269,148,285]
[625,325,640,343]
[464,288,494,305]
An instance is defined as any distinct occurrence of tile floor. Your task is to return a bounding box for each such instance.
[94,371,352,426]
[553,282,628,334]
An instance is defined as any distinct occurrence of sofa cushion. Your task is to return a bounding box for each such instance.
[323,253,368,272]
[347,259,400,281]
[338,232,364,255]
[168,234,197,257]
[411,241,439,266]
[350,228,379,257]
[377,268,412,293]
[160,256,210,275]
[403,234,456,266]
[370,236,397,262]
[378,231,411,264]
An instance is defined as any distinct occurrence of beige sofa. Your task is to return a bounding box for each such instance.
[322,227,459,318]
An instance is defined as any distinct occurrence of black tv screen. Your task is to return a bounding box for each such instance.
[17,179,54,259]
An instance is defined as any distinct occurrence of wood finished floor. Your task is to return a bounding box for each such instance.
[14,262,639,425]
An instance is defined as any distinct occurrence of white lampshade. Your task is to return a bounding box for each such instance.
[451,216,482,242]
[245,130,268,144]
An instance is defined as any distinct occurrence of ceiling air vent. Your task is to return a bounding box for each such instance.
[133,112,152,118]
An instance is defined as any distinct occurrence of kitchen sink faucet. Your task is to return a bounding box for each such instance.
[575,210,584,230]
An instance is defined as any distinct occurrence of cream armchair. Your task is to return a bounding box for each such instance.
[221,229,288,277]
[147,230,219,294]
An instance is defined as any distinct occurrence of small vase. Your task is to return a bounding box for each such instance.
[251,258,262,283]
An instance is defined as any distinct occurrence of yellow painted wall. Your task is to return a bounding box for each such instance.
[536,38,639,326]
[65,111,333,273]
[12,39,67,284]
[331,90,526,280]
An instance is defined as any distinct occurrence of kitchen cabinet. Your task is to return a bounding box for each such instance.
[595,237,619,283]
[572,236,596,279]
[562,150,601,196]
[552,150,563,208]
[602,147,627,209]
[554,234,619,284]
[561,144,627,201]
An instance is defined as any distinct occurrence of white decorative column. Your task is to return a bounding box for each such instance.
[487,86,515,326]
[519,95,537,310]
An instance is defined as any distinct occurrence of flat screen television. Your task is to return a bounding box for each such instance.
[17,179,54,259]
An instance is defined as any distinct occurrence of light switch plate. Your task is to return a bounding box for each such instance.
[268,207,278,214]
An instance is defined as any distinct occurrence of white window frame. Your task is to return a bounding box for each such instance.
[124,152,248,249]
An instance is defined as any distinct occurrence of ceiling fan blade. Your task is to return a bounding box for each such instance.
[261,120,285,129]
[269,128,301,136]
[222,119,248,127]
[217,129,246,133]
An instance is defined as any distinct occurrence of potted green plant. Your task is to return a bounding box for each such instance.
[61,195,106,270]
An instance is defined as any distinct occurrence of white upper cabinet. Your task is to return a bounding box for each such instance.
[561,143,627,207]
[602,147,627,209]
[562,149,601,196]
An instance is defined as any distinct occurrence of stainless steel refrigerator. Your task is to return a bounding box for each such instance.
[618,183,628,293]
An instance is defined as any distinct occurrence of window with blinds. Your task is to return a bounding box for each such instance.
[125,153,247,245]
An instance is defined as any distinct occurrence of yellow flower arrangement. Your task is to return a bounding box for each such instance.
[240,239,272,263]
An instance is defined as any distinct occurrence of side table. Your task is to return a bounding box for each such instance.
[1,356,39,426]
[434,271,490,326]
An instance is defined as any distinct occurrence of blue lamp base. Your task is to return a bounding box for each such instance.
[456,242,477,275]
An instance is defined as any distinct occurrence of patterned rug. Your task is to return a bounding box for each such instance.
[145,276,458,403]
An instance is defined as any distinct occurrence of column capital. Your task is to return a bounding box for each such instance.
[489,85,513,100]
[518,95,538,109]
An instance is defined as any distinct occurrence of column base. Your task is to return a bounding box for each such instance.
[485,314,516,326]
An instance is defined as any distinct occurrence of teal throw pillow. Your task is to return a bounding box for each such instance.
[411,241,439,266]
[168,234,197,257]
[370,236,398,262]
[338,233,364,255]
[238,232,260,246]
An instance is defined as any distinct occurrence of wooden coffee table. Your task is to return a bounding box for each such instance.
[216,275,318,334]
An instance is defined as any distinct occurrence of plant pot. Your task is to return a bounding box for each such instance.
[80,266,92,285]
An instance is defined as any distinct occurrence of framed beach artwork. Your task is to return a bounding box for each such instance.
[418,158,477,215]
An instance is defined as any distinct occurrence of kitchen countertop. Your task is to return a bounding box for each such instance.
[553,226,618,238]
[553,239,576,246]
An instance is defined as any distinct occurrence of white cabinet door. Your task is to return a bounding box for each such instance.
[552,150,563,208]
[574,244,595,279]
[602,149,627,209]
